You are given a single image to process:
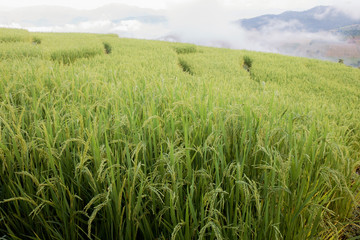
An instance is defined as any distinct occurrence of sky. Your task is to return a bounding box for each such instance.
[0,0,357,15]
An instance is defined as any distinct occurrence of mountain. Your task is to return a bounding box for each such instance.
[238,6,360,32]
[0,4,166,27]
[234,6,360,67]
[333,24,360,37]
[0,6,80,26]
[88,4,166,23]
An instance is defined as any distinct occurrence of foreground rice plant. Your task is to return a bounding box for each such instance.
[0,29,359,239]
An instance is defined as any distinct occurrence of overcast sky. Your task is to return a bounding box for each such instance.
[1,0,359,16]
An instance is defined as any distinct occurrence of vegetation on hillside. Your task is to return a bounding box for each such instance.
[0,28,359,240]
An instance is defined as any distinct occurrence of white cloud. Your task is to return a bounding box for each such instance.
[17,19,167,39]
[314,7,336,20]
[164,0,255,48]
[22,20,137,33]
[334,2,360,19]
[258,19,304,32]
[0,22,23,29]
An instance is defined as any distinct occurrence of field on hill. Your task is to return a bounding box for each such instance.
[0,28,359,240]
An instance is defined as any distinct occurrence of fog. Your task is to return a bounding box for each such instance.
[334,2,360,20]
[21,20,170,40]
[163,0,263,50]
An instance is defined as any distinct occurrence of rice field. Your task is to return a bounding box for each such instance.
[0,28,359,239]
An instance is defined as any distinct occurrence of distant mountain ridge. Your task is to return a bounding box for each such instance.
[238,6,360,32]
[0,4,166,26]
[333,24,360,37]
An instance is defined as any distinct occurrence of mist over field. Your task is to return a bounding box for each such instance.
[0,1,359,65]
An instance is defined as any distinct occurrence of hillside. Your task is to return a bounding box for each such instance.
[0,28,359,240]
[235,6,360,68]
[334,24,360,37]
[238,6,360,32]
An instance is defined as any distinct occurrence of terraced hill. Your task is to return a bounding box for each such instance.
[0,28,359,239]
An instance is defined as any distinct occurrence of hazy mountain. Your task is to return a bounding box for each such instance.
[238,6,360,32]
[0,6,80,26]
[0,4,166,27]
[333,24,360,37]
[89,4,165,22]
[235,6,360,67]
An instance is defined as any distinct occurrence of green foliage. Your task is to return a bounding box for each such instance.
[178,57,193,74]
[243,55,253,71]
[103,42,112,54]
[0,30,359,240]
[174,44,197,54]
[32,37,41,45]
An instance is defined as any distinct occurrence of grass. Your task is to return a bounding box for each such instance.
[0,29,359,240]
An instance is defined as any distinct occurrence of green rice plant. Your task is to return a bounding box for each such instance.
[0,42,44,59]
[243,55,253,72]
[174,44,197,54]
[50,47,103,64]
[32,37,41,45]
[103,42,112,54]
[36,33,107,64]
[178,58,194,75]
[0,28,30,43]
[0,31,359,240]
